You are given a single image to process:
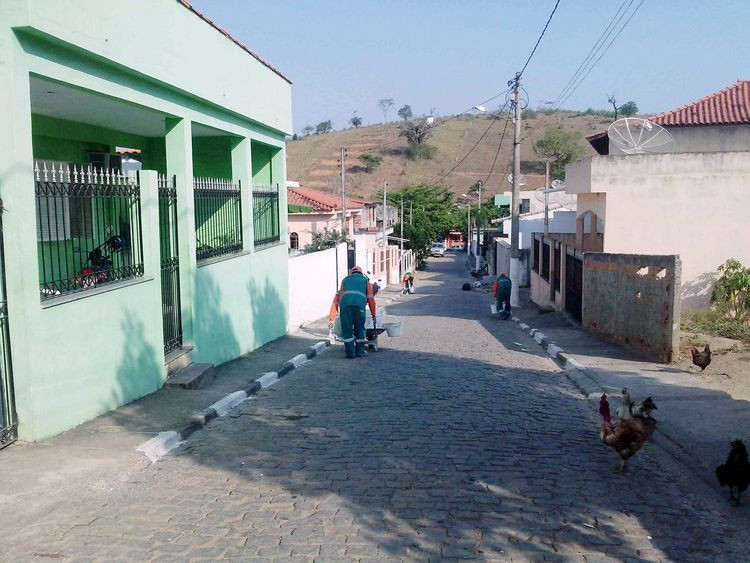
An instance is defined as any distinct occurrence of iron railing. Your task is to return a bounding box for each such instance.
[34,163,144,300]
[0,199,16,448]
[194,177,242,262]
[253,184,280,247]
[159,174,182,355]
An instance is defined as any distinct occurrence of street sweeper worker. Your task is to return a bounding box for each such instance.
[328,266,377,358]
[493,272,512,319]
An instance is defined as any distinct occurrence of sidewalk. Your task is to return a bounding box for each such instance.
[511,295,750,496]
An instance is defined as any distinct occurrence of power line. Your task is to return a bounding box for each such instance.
[519,0,562,76]
[483,108,513,185]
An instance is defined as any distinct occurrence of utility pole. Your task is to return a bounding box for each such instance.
[409,201,413,225]
[466,203,471,258]
[400,195,404,275]
[476,180,482,268]
[339,147,347,234]
[544,159,550,236]
[510,72,522,307]
[381,180,388,279]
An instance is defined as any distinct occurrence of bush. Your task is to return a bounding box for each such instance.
[406,142,436,161]
[682,309,750,342]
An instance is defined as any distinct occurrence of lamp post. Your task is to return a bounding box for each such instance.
[461,186,481,268]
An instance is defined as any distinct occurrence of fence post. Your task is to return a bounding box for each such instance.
[231,138,253,252]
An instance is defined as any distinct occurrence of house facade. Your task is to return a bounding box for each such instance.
[530,80,750,319]
[0,0,291,443]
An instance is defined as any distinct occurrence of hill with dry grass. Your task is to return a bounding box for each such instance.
[286,112,610,202]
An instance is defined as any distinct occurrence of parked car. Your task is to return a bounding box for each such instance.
[449,244,465,252]
[430,242,446,257]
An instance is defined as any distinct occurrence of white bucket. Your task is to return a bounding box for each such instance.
[384,320,402,337]
[490,304,497,315]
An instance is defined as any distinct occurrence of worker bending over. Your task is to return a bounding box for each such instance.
[329,266,377,358]
[402,271,414,294]
[493,272,512,320]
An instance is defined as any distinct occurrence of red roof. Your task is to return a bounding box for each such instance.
[177,1,291,84]
[651,80,750,126]
[288,186,366,212]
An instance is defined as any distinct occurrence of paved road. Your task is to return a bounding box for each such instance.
[6,255,749,561]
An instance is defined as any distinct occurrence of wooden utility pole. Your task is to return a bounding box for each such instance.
[510,72,522,307]
[544,159,550,236]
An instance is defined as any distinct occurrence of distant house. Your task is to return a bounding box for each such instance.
[531,80,750,319]
[287,183,365,249]
[0,0,291,443]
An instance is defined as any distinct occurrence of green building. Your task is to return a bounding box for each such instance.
[0,0,292,443]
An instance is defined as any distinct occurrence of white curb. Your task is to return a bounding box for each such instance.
[533,332,546,344]
[290,354,308,368]
[210,390,247,417]
[564,357,588,371]
[136,431,182,463]
[256,372,279,389]
[547,343,564,359]
[311,341,327,354]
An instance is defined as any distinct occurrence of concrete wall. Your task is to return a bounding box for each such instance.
[287,244,348,332]
[567,152,750,309]
[583,253,681,362]
[500,210,577,251]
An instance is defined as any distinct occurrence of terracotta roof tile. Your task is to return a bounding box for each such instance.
[651,80,750,126]
[288,186,365,212]
[177,0,291,84]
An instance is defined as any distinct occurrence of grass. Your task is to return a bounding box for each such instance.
[681,309,750,343]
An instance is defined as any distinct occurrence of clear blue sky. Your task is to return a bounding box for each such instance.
[191,0,750,133]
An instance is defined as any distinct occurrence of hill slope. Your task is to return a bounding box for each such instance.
[286,112,608,201]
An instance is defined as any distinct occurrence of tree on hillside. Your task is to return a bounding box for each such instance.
[350,115,362,128]
[619,101,638,117]
[397,105,413,121]
[400,118,437,160]
[534,127,585,180]
[378,98,395,122]
[358,153,382,173]
[301,125,314,136]
[315,120,333,134]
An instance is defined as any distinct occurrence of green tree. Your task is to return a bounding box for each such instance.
[400,118,437,160]
[397,105,413,121]
[712,258,750,321]
[304,228,348,253]
[534,127,585,180]
[619,101,639,117]
[350,115,362,128]
[357,153,382,173]
[378,98,394,122]
[301,125,314,136]
[315,120,333,134]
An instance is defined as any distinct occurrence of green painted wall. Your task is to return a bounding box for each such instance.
[193,136,233,179]
[251,141,276,186]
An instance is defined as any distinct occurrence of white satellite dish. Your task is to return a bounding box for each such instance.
[607,118,675,154]
[507,173,527,186]
[551,179,565,190]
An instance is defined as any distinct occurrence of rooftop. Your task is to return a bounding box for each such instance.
[288,186,367,212]
[650,80,750,126]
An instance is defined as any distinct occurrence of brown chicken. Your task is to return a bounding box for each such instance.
[599,394,657,472]
[691,344,711,371]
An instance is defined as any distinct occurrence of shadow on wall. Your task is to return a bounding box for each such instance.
[248,278,286,349]
[681,271,718,311]
[194,271,240,364]
[113,310,162,412]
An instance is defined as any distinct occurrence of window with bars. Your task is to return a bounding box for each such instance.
[193,177,243,262]
[532,238,540,272]
[542,242,551,281]
[253,184,280,247]
[34,162,143,300]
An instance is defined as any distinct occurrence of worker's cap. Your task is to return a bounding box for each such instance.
[499,272,507,277]
[350,266,363,274]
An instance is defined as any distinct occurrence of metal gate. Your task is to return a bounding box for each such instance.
[565,249,583,322]
[0,199,17,448]
[159,175,182,355]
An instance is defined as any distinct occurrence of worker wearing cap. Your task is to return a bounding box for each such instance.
[493,272,512,320]
[401,271,414,294]
[328,266,377,358]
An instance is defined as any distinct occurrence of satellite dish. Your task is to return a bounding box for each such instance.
[551,179,565,190]
[607,118,675,154]
[507,173,527,186]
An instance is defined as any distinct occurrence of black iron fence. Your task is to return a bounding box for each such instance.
[34,163,144,300]
[253,184,280,247]
[194,177,242,262]
[159,175,182,355]
[0,200,16,449]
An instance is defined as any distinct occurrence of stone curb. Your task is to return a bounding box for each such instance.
[135,339,330,461]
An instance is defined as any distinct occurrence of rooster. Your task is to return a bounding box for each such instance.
[615,388,633,421]
[716,439,750,505]
[599,394,657,473]
[691,344,711,371]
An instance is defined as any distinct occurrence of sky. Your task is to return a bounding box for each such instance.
[191,0,750,134]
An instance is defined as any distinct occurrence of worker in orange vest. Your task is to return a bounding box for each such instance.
[328,266,377,358]
[401,271,414,294]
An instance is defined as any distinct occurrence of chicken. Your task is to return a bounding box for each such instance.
[615,387,633,421]
[599,393,611,424]
[716,439,750,505]
[691,344,711,371]
[599,394,657,473]
[632,396,657,418]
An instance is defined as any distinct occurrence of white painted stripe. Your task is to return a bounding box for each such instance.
[290,354,308,368]
[533,332,546,344]
[547,344,564,359]
[256,372,279,388]
[311,341,327,354]
[529,328,537,336]
[565,358,588,371]
[519,323,530,331]
[136,431,182,463]
[210,391,247,417]
[511,317,520,322]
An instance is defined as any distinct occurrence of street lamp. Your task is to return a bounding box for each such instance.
[461,184,482,267]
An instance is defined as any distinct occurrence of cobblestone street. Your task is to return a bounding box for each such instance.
[6,255,750,562]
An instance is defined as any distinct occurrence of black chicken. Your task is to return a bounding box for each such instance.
[716,439,750,505]
[691,344,711,371]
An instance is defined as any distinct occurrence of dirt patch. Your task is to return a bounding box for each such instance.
[676,331,750,400]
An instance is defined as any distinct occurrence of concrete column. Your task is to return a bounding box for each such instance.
[272,146,288,243]
[231,137,253,252]
[165,118,195,347]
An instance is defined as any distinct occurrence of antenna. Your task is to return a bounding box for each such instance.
[507,173,527,186]
[608,118,675,155]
